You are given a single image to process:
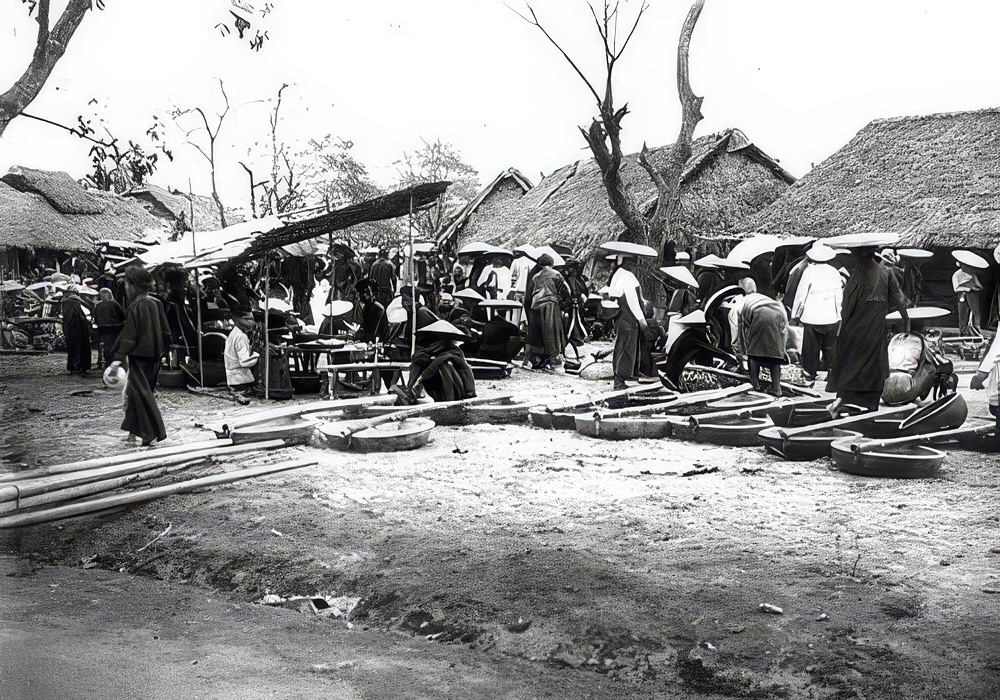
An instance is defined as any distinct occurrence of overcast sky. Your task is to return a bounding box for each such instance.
[1,0,998,214]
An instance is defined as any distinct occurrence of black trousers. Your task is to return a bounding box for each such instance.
[801,321,839,378]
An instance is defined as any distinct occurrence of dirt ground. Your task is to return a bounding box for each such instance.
[1,347,999,699]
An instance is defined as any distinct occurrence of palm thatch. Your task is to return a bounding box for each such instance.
[0,170,169,252]
[455,129,794,259]
[124,184,244,234]
[438,168,534,250]
[746,108,1000,249]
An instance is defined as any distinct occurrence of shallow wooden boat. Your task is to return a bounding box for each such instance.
[831,421,996,477]
[756,396,967,461]
[317,417,435,452]
[529,384,675,429]
[574,413,675,440]
[229,418,318,445]
[689,415,773,447]
[763,399,837,428]
[830,440,946,479]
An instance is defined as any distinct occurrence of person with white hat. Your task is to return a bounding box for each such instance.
[951,250,986,335]
[790,243,844,384]
[608,255,649,390]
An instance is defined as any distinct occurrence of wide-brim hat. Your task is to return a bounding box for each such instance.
[478,298,522,309]
[659,265,699,288]
[714,257,751,271]
[2,280,25,292]
[886,306,949,320]
[416,319,469,342]
[597,240,658,258]
[806,243,837,263]
[694,254,725,269]
[260,298,293,313]
[527,245,566,267]
[824,231,900,249]
[321,300,355,317]
[952,249,989,270]
[453,287,485,302]
[897,248,933,260]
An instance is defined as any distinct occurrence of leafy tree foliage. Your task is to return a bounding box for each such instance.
[393,138,479,241]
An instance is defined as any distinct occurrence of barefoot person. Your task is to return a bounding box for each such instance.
[108,264,172,446]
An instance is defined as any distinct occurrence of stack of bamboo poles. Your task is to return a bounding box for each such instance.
[0,438,317,528]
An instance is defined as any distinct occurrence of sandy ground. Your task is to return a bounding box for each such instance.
[1,347,999,699]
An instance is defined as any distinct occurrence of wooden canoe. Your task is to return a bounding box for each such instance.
[574,413,675,440]
[756,404,918,460]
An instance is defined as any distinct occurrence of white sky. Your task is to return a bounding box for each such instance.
[1,0,998,214]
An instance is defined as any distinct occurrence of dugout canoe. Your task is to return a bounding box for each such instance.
[574,413,675,440]
[756,405,917,460]
[529,384,676,430]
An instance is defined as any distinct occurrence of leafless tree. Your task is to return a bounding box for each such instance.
[172,79,234,228]
[515,0,705,268]
[0,0,95,139]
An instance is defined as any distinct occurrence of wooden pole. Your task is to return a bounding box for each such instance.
[330,394,510,440]
[264,253,270,400]
[0,440,286,504]
[190,178,204,388]
[0,459,202,515]
[408,194,416,359]
[0,438,234,483]
[0,458,320,529]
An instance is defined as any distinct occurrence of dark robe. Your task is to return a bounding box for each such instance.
[826,256,908,400]
[113,294,171,444]
[93,298,126,367]
[356,300,388,343]
[61,293,92,373]
[530,267,568,361]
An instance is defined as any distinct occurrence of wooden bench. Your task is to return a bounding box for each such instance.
[326,362,411,399]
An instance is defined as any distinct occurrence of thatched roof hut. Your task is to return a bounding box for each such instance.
[0,166,169,253]
[745,108,1000,250]
[124,184,244,235]
[453,129,794,260]
[438,168,534,251]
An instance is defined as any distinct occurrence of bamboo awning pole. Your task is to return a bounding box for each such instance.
[0,457,320,529]
[328,231,335,325]
[190,179,204,388]
[408,195,416,359]
[264,254,271,400]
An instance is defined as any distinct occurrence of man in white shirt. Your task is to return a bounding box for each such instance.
[224,312,260,392]
[509,246,535,326]
[608,255,648,390]
[791,243,845,383]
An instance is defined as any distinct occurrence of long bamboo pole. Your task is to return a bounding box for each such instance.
[0,459,201,515]
[0,458,319,529]
[329,394,510,441]
[0,440,286,504]
[408,194,416,359]
[264,254,270,400]
[0,438,234,483]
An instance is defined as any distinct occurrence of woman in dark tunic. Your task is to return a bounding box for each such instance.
[61,286,92,375]
[110,265,172,446]
[825,247,909,411]
[528,254,570,372]
[93,287,125,368]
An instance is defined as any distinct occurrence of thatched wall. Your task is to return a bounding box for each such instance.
[456,177,532,245]
[746,108,1000,250]
[456,129,794,261]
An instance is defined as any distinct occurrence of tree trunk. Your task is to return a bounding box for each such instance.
[0,0,93,139]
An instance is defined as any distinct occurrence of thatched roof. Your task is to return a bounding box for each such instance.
[2,165,105,215]
[124,184,244,234]
[438,168,533,248]
[0,167,169,252]
[745,108,1000,249]
[455,129,794,257]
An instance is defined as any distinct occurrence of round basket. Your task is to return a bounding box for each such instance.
[347,417,435,452]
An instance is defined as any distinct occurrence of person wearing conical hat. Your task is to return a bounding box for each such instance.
[608,255,649,390]
[790,244,844,384]
[952,252,985,335]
